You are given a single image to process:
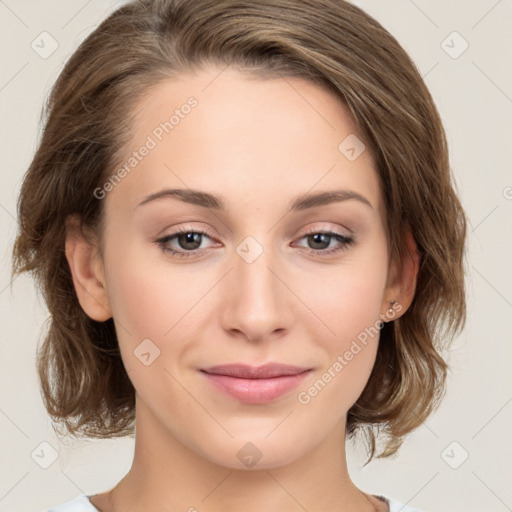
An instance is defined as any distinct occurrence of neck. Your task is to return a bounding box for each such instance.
[100,398,383,512]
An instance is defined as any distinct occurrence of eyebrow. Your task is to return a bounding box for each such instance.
[136,188,373,211]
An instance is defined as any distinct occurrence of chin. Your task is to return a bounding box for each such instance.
[196,434,310,471]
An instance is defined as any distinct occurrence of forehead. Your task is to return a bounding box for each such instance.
[107,66,384,219]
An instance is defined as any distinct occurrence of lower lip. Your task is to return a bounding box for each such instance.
[201,371,311,404]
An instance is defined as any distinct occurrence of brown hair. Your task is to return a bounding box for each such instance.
[12,0,467,460]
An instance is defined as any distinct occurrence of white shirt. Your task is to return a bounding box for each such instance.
[43,493,421,511]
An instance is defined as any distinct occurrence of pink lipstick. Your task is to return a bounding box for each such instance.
[200,363,312,404]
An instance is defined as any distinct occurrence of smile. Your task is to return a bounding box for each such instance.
[200,363,313,404]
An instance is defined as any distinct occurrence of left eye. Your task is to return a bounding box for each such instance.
[294,231,355,253]
[155,228,355,259]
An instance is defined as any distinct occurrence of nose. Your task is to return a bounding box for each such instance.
[219,238,294,343]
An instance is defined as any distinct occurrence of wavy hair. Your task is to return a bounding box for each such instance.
[12,0,467,460]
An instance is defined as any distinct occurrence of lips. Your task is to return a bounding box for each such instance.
[201,363,311,379]
[200,363,312,404]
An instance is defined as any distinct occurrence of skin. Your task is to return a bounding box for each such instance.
[65,65,419,512]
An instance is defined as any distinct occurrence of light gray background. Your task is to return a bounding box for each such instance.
[1,1,511,511]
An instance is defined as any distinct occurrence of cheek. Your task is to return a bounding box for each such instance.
[305,240,388,344]
[104,253,206,405]
[297,242,388,405]
[296,283,383,418]
[103,239,210,366]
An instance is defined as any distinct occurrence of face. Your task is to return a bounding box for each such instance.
[86,66,401,469]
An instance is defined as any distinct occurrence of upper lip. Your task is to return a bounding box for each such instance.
[200,363,311,379]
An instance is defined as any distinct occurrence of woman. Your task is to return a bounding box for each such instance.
[13,0,467,510]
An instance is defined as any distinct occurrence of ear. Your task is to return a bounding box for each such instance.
[65,215,112,322]
[381,224,420,321]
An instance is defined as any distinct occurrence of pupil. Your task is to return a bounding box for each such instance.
[309,233,329,249]
[180,232,201,250]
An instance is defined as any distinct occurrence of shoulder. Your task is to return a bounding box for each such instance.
[42,495,99,512]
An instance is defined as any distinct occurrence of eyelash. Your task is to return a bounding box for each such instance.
[155,226,355,259]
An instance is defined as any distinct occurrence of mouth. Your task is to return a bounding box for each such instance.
[199,363,313,404]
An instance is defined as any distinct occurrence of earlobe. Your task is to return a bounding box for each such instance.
[381,224,420,320]
[64,215,112,322]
